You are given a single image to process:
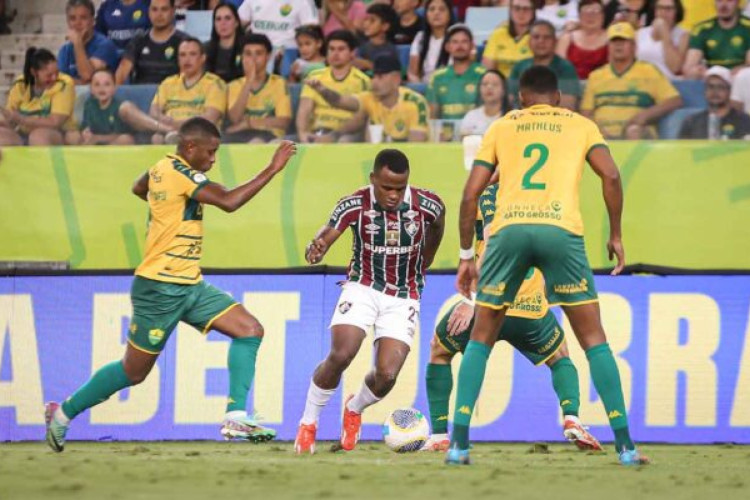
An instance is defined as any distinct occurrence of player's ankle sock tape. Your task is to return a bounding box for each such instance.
[226,336,262,413]
[62,360,133,420]
[426,363,453,434]
[585,343,632,449]
[452,340,491,436]
[550,357,580,418]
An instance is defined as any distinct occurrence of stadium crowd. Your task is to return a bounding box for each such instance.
[1,0,750,146]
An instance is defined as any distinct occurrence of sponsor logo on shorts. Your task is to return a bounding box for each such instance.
[148,328,165,345]
[129,323,137,334]
[553,279,589,295]
[537,327,561,354]
[608,410,623,419]
[458,405,472,415]
[481,282,506,296]
[338,301,352,314]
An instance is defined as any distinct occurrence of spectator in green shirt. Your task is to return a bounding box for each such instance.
[426,24,486,120]
[683,0,750,79]
[508,20,581,110]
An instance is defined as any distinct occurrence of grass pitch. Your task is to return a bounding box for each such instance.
[1,442,748,500]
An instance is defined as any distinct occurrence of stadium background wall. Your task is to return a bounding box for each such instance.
[2,273,750,443]
[1,142,749,270]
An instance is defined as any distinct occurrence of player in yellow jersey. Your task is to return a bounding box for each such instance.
[150,38,227,144]
[44,117,297,453]
[422,180,601,452]
[447,66,649,467]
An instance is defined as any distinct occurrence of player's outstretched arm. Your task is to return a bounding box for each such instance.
[132,172,149,201]
[587,146,625,275]
[457,166,493,298]
[305,225,343,265]
[306,80,360,113]
[194,141,297,213]
[423,209,446,269]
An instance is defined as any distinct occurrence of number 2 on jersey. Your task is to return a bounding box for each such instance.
[522,143,548,190]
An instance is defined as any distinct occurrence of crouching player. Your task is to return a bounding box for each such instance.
[422,183,602,452]
[295,149,445,454]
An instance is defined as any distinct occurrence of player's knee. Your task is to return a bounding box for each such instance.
[124,366,151,385]
[374,368,399,388]
[327,348,356,370]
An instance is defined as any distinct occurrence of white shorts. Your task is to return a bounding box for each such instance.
[329,282,420,347]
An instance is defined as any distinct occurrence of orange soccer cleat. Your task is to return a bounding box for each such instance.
[340,395,362,451]
[294,422,317,455]
[563,417,603,451]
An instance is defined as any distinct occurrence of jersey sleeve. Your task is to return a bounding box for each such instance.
[483,28,501,61]
[473,120,500,170]
[238,0,253,24]
[6,82,22,111]
[580,74,595,112]
[275,80,292,118]
[355,91,374,115]
[168,164,211,199]
[298,0,318,25]
[409,94,430,133]
[227,79,242,110]
[152,80,168,110]
[123,35,142,62]
[583,117,608,157]
[327,196,361,231]
[688,24,707,51]
[418,191,445,224]
[57,44,74,77]
[425,73,437,104]
[91,37,121,71]
[205,78,227,116]
[50,79,75,118]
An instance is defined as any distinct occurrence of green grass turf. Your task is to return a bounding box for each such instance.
[1,442,748,500]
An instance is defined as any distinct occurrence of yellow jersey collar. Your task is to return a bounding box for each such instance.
[167,153,193,169]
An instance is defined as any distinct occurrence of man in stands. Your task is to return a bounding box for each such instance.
[237,0,318,50]
[680,65,750,139]
[95,0,152,55]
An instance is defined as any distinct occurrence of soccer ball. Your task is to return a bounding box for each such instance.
[382,408,430,453]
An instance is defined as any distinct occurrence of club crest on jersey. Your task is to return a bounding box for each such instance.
[386,230,399,246]
[364,209,380,218]
[405,221,419,237]
[338,301,352,314]
[404,210,419,220]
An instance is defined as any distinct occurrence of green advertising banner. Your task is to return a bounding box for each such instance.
[1,142,749,270]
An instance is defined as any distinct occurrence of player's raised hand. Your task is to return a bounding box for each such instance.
[607,238,625,276]
[456,259,477,299]
[305,238,328,265]
[269,140,297,173]
[447,301,474,336]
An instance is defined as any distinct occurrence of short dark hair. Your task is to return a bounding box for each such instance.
[519,65,559,94]
[179,117,221,140]
[446,23,473,43]
[326,29,359,51]
[646,0,684,26]
[374,149,409,174]
[530,19,556,37]
[243,33,273,54]
[180,37,205,54]
[577,0,603,12]
[66,0,95,16]
[367,3,398,40]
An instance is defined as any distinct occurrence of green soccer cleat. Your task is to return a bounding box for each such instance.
[220,413,276,443]
[44,402,68,453]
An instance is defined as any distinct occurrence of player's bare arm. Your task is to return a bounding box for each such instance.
[132,172,149,201]
[587,146,625,275]
[194,141,296,212]
[456,166,493,298]
[423,208,445,269]
[307,80,360,112]
[305,225,343,265]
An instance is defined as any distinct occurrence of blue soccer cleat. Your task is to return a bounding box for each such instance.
[445,445,471,465]
[619,448,650,466]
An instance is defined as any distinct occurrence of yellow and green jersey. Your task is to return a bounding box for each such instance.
[475,182,548,320]
[426,63,486,119]
[689,16,750,69]
[135,154,210,285]
[227,74,292,138]
[152,72,227,124]
[300,66,370,131]
[356,87,429,141]
[483,23,531,78]
[581,61,679,138]
[473,104,607,237]
[6,73,77,133]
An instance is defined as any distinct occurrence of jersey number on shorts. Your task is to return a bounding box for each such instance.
[522,143,548,191]
[408,306,419,324]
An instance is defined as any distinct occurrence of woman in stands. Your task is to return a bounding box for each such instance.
[205,2,245,82]
[0,48,78,146]
[459,69,508,137]
[556,0,608,79]
[482,0,534,78]
[321,0,367,37]
[408,0,456,83]
[636,0,687,78]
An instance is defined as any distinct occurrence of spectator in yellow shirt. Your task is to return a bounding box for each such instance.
[581,22,683,139]
[150,37,227,144]
[0,48,77,146]
[482,0,534,77]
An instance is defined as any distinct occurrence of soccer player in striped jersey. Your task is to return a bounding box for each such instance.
[295,149,445,454]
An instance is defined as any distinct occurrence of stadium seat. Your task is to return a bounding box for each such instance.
[465,7,508,45]
[405,82,427,95]
[658,106,702,139]
[672,79,706,108]
[280,48,300,79]
[475,43,485,62]
[184,11,213,43]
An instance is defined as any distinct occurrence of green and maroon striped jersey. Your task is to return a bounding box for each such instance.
[328,185,445,300]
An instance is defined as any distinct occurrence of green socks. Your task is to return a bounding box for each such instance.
[586,342,634,451]
[61,360,133,420]
[451,341,491,450]
[226,336,262,413]
[549,357,580,417]
[426,363,453,434]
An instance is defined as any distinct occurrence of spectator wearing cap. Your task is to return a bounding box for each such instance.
[58,0,121,83]
[116,0,188,84]
[238,0,319,50]
[636,0,689,79]
[508,20,580,110]
[95,0,151,54]
[427,24,486,120]
[297,30,371,143]
[731,66,750,114]
[482,0,534,78]
[581,22,682,139]
[683,0,750,79]
[308,54,430,142]
[680,65,750,139]
[355,3,399,73]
